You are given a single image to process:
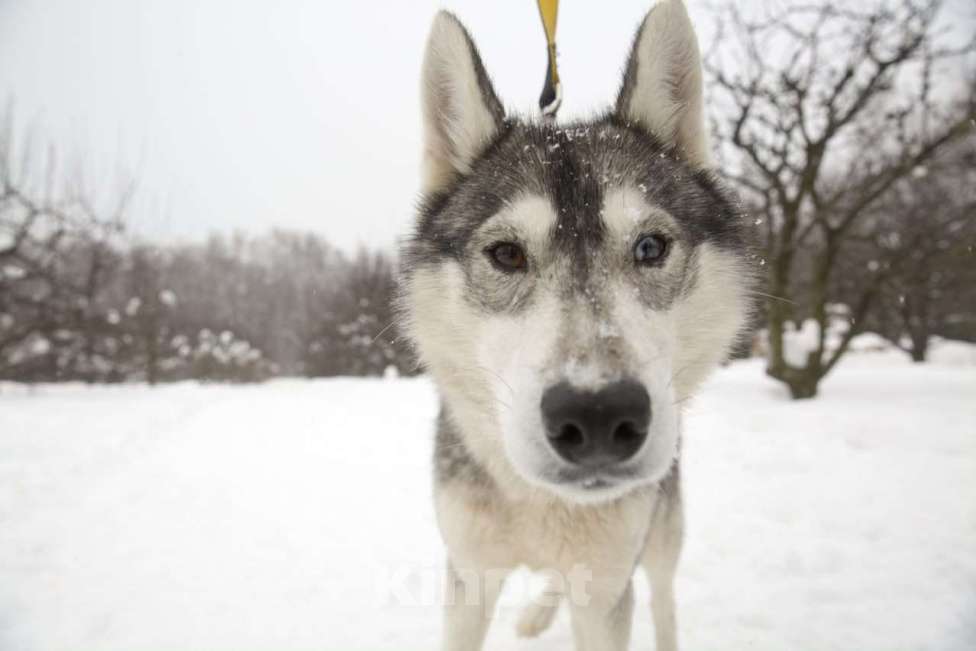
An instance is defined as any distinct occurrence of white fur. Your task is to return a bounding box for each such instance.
[601,185,751,402]
[609,285,681,477]
[490,193,558,246]
[601,185,677,240]
[670,243,752,396]
[421,12,502,194]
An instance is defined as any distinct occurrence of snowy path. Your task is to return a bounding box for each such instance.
[1,357,974,650]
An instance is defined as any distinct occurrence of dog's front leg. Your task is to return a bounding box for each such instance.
[568,578,634,651]
[442,560,508,651]
[643,470,684,651]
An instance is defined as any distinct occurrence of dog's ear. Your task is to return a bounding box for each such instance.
[420,11,505,194]
[614,0,709,168]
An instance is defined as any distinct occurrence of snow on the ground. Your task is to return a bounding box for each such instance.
[930,337,976,366]
[1,352,974,650]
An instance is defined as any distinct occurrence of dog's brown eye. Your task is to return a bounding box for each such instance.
[486,241,527,272]
[634,234,669,266]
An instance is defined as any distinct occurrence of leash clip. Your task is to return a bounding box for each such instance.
[537,0,561,123]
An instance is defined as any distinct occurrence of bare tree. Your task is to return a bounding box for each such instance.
[851,142,976,360]
[124,246,169,384]
[0,107,130,380]
[0,112,426,383]
[305,248,413,377]
[707,0,976,397]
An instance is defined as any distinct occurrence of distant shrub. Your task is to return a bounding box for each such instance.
[184,329,276,383]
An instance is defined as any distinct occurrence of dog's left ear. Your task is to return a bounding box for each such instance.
[420,11,505,194]
[614,0,709,168]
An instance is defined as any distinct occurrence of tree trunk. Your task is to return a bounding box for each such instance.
[909,333,928,362]
[82,244,104,384]
[146,337,159,385]
[906,294,930,363]
[764,207,799,389]
[766,363,821,400]
[788,377,819,399]
[144,313,160,386]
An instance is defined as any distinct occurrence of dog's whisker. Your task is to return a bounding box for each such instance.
[435,367,514,414]
[667,365,691,390]
[471,364,516,399]
[745,290,795,305]
[440,364,517,398]
[370,319,401,343]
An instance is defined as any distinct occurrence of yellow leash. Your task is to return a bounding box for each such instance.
[536,0,561,121]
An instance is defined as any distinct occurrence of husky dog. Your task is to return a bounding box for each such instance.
[400,1,752,649]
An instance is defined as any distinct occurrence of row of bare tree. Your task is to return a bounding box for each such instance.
[0,124,411,382]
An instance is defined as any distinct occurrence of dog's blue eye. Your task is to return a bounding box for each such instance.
[634,234,669,265]
[486,241,527,272]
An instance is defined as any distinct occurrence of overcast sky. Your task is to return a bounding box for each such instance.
[0,1,972,252]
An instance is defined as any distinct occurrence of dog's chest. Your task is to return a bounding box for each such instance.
[516,495,655,571]
[436,482,656,573]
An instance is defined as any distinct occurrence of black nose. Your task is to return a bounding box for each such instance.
[541,379,651,467]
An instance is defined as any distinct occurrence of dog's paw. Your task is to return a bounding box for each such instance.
[515,599,559,638]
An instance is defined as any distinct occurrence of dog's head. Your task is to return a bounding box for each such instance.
[401,1,753,503]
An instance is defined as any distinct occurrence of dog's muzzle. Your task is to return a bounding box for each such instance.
[541,379,650,468]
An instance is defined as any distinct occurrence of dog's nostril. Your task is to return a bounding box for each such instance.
[612,420,642,445]
[555,423,584,447]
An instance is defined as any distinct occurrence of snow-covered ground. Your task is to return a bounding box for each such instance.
[1,350,974,650]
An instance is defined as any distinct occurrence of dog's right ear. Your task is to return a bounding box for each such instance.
[420,11,505,194]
